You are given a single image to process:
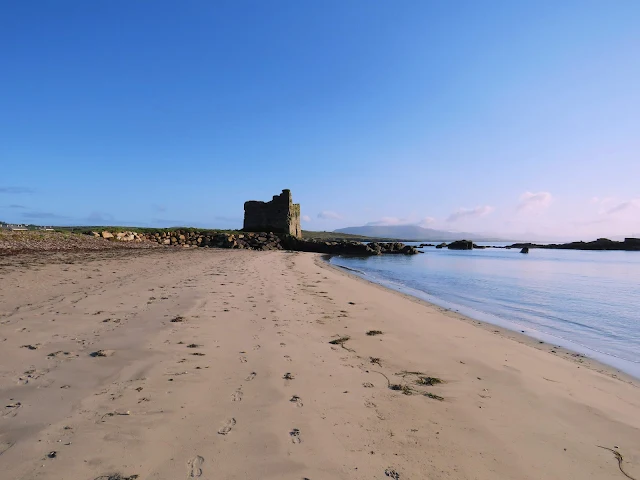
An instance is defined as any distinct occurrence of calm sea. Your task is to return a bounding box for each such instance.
[330,244,640,379]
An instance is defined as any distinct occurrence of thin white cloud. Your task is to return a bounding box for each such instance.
[317,211,343,220]
[607,199,640,215]
[22,211,69,220]
[419,216,435,227]
[365,216,408,226]
[0,186,33,194]
[301,215,311,222]
[365,216,437,228]
[152,204,167,213]
[517,191,552,212]
[446,206,494,222]
[86,212,115,223]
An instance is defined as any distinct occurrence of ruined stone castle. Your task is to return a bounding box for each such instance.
[243,189,302,238]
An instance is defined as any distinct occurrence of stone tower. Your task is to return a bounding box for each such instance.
[243,189,302,238]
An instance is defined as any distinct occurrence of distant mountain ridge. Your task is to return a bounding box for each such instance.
[334,225,506,242]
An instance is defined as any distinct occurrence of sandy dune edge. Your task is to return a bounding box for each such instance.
[0,249,638,480]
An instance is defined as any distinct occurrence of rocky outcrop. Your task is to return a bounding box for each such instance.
[368,242,420,255]
[142,231,285,250]
[447,240,474,250]
[94,231,143,242]
[87,230,419,255]
[510,238,640,251]
[282,238,419,256]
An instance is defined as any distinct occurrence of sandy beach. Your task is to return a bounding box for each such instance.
[0,248,638,480]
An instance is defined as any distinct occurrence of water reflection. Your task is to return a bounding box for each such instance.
[331,245,640,378]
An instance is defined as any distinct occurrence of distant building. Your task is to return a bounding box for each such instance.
[243,189,302,238]
[0,223,28,231]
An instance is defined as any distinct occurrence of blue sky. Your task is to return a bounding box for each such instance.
[2,1,639,238]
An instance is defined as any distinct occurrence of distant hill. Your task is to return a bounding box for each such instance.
[301,230,401,242]
[334,225,506,242]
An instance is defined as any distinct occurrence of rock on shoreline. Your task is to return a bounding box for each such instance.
[509,237,640,251]
[89,230,420,256]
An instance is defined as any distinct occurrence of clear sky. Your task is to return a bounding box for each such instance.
[2,1,639,239]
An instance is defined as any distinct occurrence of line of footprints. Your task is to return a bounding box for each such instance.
[187,370,303,478]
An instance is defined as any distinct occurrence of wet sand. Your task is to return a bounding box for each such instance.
[0,249,638,479]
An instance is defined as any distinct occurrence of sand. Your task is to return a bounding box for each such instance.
[0,248,638,480]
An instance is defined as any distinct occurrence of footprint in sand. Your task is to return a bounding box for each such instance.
[290,395,303,407]
[289,428,302,444]
[218,418,236,435]
[239,356,248,363]
[284,355,292,362]
[2,402,22,418]
[245,372,257,381]
[187,455,204,478]
[253,344,261,350]
[231,389,243,402]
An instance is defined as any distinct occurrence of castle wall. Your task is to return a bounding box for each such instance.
[243,189,302,238]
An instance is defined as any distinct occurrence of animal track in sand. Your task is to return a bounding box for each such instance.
[232,389,243,402]
[289,428,302,444]
[187,455,204,478]
[284,355,292,362]
[245,372,257,381]
[0,442,14,456]
[290,395,303,407]
[18,368,48,384]
[218,418,236,435]
[239,356,248,363]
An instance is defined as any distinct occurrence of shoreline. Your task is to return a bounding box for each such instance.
[1,249,639,479]
[324,254,640,383]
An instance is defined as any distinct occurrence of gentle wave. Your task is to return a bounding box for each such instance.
[330,246,640,379]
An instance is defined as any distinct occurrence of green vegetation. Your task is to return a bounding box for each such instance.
[56,226,245,235]
[21,225,407,242]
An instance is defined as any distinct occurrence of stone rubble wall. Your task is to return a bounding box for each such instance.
[89,230,420,255]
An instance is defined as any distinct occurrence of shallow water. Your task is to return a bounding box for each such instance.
[330,244,640,379]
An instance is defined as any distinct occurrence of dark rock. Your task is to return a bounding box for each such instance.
[510,238,640,251]
[447,240,474,250]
